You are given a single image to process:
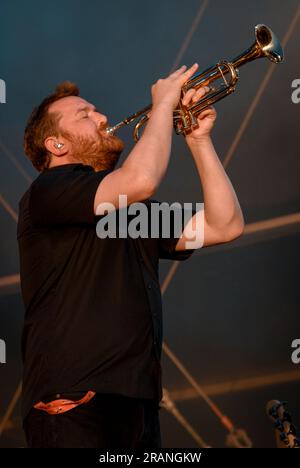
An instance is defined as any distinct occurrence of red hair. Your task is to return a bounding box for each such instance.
[24,81,79,172]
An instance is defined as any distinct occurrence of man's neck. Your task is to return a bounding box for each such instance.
[48,155,82,169]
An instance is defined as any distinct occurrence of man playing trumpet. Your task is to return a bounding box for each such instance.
[18,63,244,448]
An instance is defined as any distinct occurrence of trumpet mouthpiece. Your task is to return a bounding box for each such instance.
[105,126,114,135]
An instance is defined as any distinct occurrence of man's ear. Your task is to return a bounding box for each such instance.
[44,136,68,156]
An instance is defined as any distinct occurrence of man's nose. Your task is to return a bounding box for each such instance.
[95,112,108,128]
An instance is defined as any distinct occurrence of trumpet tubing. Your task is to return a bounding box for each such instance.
[106,24,284,142]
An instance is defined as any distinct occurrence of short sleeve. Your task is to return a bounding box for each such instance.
[158,236,196,261]
[148,199,197,261]
[29,167,112,227]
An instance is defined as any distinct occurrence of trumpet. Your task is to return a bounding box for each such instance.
[106,24,284,142]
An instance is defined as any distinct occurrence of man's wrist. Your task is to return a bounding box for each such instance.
[185,134,212,148]
[151,102,174,114]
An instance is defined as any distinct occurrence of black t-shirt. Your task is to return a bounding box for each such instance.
[17,163,195,423]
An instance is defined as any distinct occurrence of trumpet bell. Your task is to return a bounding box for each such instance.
[254,24,284,63]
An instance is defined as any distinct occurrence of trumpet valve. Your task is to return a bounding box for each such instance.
[189,112,198,127]
[181,113,190,130]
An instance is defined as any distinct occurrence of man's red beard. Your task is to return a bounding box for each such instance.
[61,128,125,171]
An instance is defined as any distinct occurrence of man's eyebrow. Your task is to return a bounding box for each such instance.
[75,105,96,115]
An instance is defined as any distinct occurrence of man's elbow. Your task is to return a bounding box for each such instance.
[138,173,157,200]
[122,167,157,201]
[223,217,245,242]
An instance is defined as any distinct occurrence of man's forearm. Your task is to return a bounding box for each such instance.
[187,136,244,232]
[122,103,173,190]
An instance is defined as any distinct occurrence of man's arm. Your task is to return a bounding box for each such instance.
[94,63,199,215]
[175,136,244,250]
[94,102,173,214]
[174,86,244,251]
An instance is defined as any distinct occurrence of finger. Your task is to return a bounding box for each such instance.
[169,65,187,77]
[182,83,210,107]
[195,86,210,97]
[184,62,199,75]
[181,63,199,82]
[198,106,217,120]
[191,86,210,102]
[182,88,197,106]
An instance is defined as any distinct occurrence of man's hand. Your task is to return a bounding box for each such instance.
[181,86,217,143]
[151,63,199,111]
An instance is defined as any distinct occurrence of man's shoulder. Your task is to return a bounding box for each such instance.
[18,171,45,208]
